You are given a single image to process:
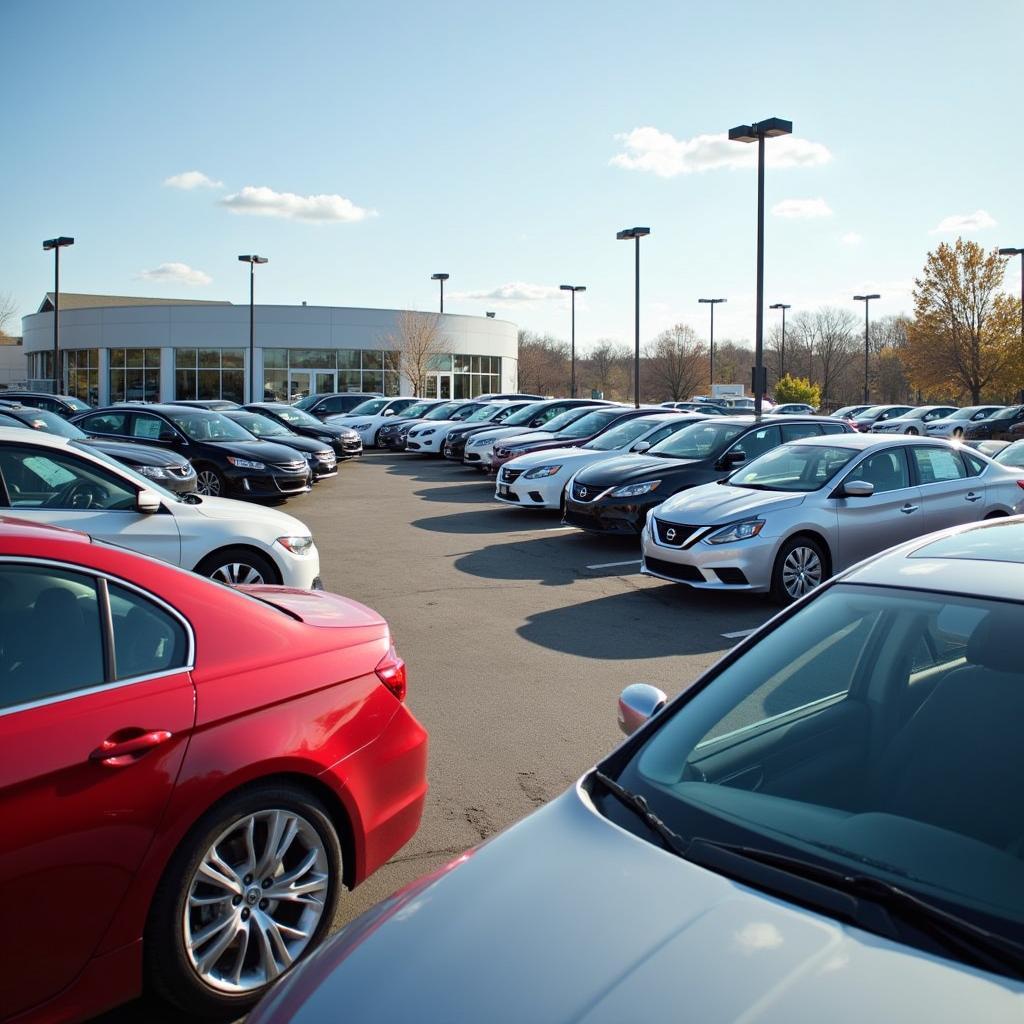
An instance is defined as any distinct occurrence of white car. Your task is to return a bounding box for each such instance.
[925,405,1004,439]
[326,396,421,447]
[406,400,514,454]
[0,428,321,588]
[494,413,700,510]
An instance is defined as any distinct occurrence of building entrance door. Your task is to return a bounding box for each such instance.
[287,371,311,401]
[424,373,452,399]
[313,371,336,395]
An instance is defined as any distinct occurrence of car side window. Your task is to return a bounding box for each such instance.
[0,446,138,511]
[912,446,967,484]
[961,451,987,476]
[320,397,344,414]
[844,449,911,493]
[730,426,781,460]
[820,422,849,435]
[0,413,22,428]
[781,423,822,443]
[131,413,176,442]
[80,412,128,435]
[537,406,565,425]
[0,563,106,709]
[108,583,189,680]
[643,424,682,446]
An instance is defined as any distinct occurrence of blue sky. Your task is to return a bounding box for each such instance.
[2,0,1021,349]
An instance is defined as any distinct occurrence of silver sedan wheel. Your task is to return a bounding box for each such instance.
[209,562,266,585]
[196,470,222,496]
[781,545,823,599]
[184,809,331,993]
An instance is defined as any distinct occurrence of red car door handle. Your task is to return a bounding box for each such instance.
[90,730,173,767]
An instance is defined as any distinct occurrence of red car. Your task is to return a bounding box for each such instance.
[0,517,427,1023]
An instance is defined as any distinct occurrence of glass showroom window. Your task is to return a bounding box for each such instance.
[66,349,100,405]
[28,351,54,388]
[259,347,394,399]
[453,354,501,398]
[109,348,160,403]
[174,348,246,403]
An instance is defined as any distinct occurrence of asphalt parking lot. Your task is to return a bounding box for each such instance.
[92,450,777,1022]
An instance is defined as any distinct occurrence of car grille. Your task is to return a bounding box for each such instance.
[273,476,310,493]
[644,557,704,584]
[501,467,524,483]
[654,519,706,548]
[166,464,193,477]
[465,452,481,462]
[315,452,336,463]
[273,460,308,473]
[572,481,601,502]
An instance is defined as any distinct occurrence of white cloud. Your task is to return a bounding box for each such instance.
[453,282,563,305]
[138,262,212,286]
[929,209,996,234]
[840,232,863,245]
[610,127,832,178]
[163,170,223,190]
[220,185,376,222]
[772,197,832,219]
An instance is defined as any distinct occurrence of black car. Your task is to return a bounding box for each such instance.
[441,402,535,460]
[563,416,852,535]
[476,392,545,401]
[963,404,1024,442]
[222,410,338,480]
[167,399,241,411]
[71,404,312,499]
[0,402,198,494]
[242,403,363,460]
[0,391,92,419]
[375,399,450,451]
[292,392,383,420]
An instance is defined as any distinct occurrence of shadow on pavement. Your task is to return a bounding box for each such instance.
[413,481,497,504]
[413,507,567,536]
[452,533,639,584]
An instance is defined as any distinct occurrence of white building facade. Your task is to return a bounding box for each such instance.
[21,295,519,406]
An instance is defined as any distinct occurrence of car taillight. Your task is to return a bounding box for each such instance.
[375,645,407,702]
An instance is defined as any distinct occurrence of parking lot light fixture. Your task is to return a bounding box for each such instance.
[42,236,74,393]
[431,273,450,313]
[560,284,586,398]
[728,117,792,419]
[617,227,651,408]
[999,248,1024,357]
[698,298,726,389]
[238,255,269,402]
[853,293,880,405]
[769,303,791,378]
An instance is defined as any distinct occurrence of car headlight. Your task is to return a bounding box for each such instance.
[276,535,314,555]
[611,479,661,498]
[227,456,266,470]
[315,450,334,461]
[353,423,372,430]
[524,465,562,479]
[470,437,490,447]
[379,425,395,434]
[704,518,765,544]
[419,428,436,437]
[494,448,510,458]
[137,464,170,480]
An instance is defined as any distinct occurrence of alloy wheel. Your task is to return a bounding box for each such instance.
[953,427,964,439]
[184,808,330,993]
[209,562,267,585]
[196,470,222,497]
[781,545,823,599]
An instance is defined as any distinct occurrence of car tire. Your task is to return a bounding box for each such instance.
[953,427,964,439]
[195,547,281,586]
[373,428,384,448]
[905,426,919,435]
[146,783,344,1019]
[770,535,829,605]
[195,465,226,497]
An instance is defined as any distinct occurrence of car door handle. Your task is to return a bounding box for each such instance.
[900,504,919,514]
[965,492,982,502]
[90,729,173,767]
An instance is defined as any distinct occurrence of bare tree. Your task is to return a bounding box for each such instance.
[809,307,858,407]
[0,293,17,340]
[381,310,447,396]
[580,338,632,399]
[517,330,569,395]
[643,323,708,401]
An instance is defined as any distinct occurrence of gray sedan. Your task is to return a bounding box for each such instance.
[640,433,1023,602]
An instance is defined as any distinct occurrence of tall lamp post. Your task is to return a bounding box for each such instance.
[698,297,726,392]
[853,293,880,405]
[999,248,1024,369]
[238,255,268,401]
[769,302,791,378]
[42,236,74,392]
[616,228,651,408]
[728,117,792,419]
[431,273,449,313]
[559,284,586,398]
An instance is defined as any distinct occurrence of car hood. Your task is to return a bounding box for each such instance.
[207,439,308,462]
[507,446,623,470]
[325,413,387,426]
[260,435,331,454]
[657,482,807,522]
[409,418,462,432]
[466,425,531,444]
[871,417,920,429]
[574,453,697,487]
[77,438,189,467]
[494,430,557,448]
[183,494,312,535]
[307,422,356,439]
[251,786,1020,1024]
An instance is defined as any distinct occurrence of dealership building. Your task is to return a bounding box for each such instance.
[20,294,519,406]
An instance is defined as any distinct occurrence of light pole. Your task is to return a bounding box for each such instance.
[42,236,74,392]
[431,273,449,313]
[853,293,880,405]
[698,298,726,392]
[999,247,1024,364]
[728,117,793,419]
[617,227,651,408]
[238,255,268,401]
[769,303,791,378]
[559,284,586,398]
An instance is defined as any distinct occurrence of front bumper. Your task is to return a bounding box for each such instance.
[639,520,774,591]
[333,437,363,459]
[225,465,313,499]
[494,466,562,508]
[443,438,468,461]
[562,494,655,535]
[406,431,444,453]
[275,542,322,588]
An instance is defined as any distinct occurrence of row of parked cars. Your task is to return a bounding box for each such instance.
[831,401,1024,441]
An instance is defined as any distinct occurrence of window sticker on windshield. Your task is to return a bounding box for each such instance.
[23,456,76,488]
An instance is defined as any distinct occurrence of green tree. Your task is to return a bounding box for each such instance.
[773,374,820,407]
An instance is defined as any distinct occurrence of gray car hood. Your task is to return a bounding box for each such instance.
[656,482,807,523]
[251,786,1020,1024]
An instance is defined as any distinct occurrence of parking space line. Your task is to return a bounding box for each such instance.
[586,559,642,570]
[721,628,757,639]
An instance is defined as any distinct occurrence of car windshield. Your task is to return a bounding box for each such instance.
[167,411,254,442]
[400,401,435,418]
[603,583,1024,965]
[422,402,461,420]
[500,402,548,426]
[855,406,887,418]
[994,443,1024,469]
[269,406,321,427]
[464,404,504,423]
[348,398,390,416]
[991,406,1023,420]
[61,396,91,411]
[540,408,593,433]
[947,406,991,420]
[228,412,292,438]
[292,395,319,410]
[584,418,661,452]
[556,408,624,438]
[729,444,857,492]
[648,420,746,459]
[12,408,87,439]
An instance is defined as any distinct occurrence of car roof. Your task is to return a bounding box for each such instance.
[0,514,92,544]
[0,425,70,448]
[843,517,1024,603]
[787,432,959,450]
[701,414,836,427]
[81,403,214,416]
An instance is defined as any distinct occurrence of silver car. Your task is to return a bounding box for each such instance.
[870,405,958,434]
[926,405,1005,439]
[641,433,1023,602]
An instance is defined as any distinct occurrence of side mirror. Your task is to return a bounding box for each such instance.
[618,683,668,736]
[716,450,746,470]
[383,409,395,417]
[137,489,162,514]
[632,440,651,453]
[841,479,875,498]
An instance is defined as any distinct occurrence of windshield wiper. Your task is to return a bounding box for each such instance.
[686,838,1024,979]
[591,772,689,857]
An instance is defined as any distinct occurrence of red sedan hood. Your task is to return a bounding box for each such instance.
[237,585,387,629]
